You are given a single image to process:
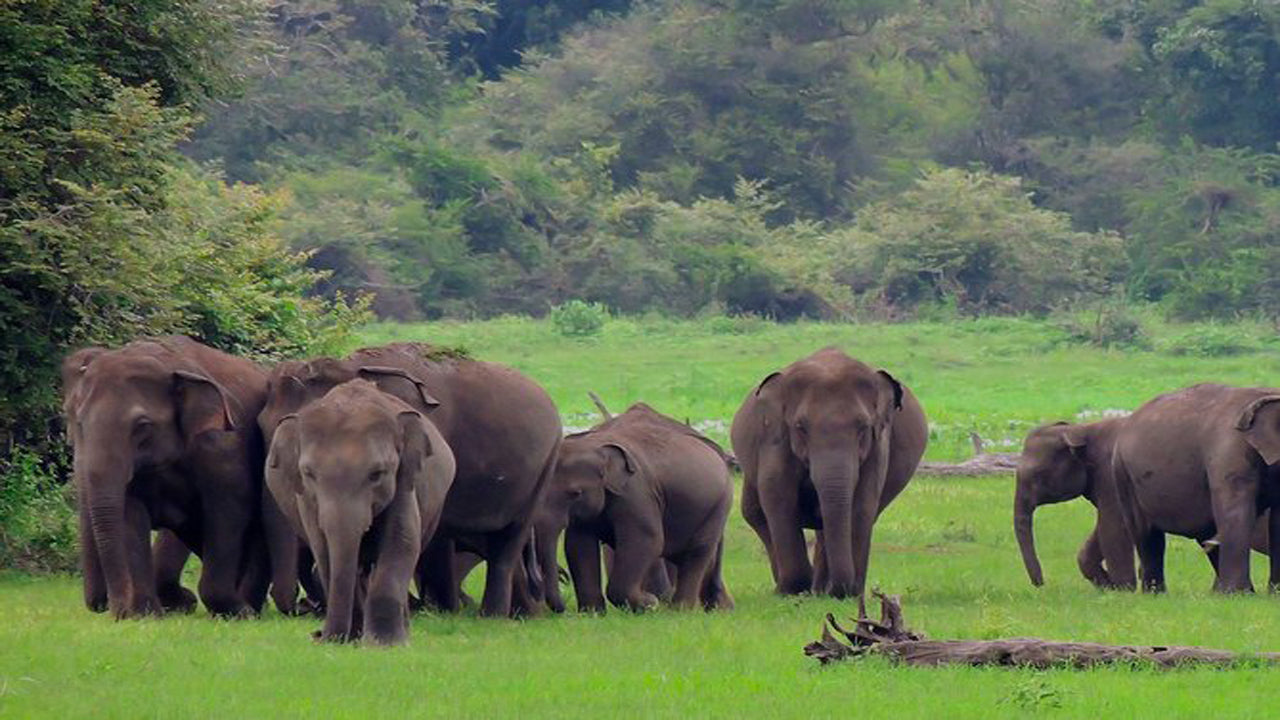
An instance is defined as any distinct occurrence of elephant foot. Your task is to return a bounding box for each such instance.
[158,584,198,614]
[702,589,735,612]
[297,597,326,617]
[206,600,254,619]
[1213,580,1255,594]
[115,594,164,620]
[85,595,109,613]
[611,591,659,613]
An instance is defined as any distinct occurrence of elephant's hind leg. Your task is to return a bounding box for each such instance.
[699,539,734,611]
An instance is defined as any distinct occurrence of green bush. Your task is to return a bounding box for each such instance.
[550,300,609,337]
[1057,306,1151,350]
[1159,326,1261,357]
[0,447,77,573]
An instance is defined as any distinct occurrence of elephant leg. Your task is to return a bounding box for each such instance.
[1076,526,1111,589]
[196,484,254,618]
[644,557,674,602]
[1095,503,1136,590]
[1209,480,1256,593]
[566,526,605,613]
[262,489,301,616]
[671,544,717,610]
[604,524,662,612]
[419,537,460,613]
[153,530,196,613]
[236,523,271,615]
[812,532,828,593]
[78,498,108,613]
[536,527,566,613]
[1135,528,1167,594]
[122,498,162,616]
[741,484,778,584]
[699,539,734,611]
[510,562,543,619]
[364,505,421,645]
[758,480,811,595]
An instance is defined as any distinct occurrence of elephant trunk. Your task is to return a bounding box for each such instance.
[318,500,370,643]
[75,445,135,616]
[534,522,565,612]
[813,454,858,598]
[1014,476,1044,587]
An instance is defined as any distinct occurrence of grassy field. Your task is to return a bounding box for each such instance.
[4,316,1280,718]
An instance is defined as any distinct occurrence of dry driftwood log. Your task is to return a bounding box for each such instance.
[804,591,1280,669]
[917,431,1020,477]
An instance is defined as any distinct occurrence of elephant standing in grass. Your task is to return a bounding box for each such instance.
[266,380,454,644]
[62,337,268,618]
[732,348,927,599]
[535,403,733,613]
[1112,384,1280,593]
[1015,418,1136,589]
[258,343,560,618]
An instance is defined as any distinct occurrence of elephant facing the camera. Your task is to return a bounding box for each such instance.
[535,404,733,613]
[265,380,454,645]
[732,347,927,599]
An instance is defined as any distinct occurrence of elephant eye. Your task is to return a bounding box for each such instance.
[369,469,387,483]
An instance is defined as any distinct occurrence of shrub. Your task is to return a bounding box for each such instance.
[550,300,609,337]
[0,447,77,573]
[1159,326,1260,357]
[1058,305,1151,350]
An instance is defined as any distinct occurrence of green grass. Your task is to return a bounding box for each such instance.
[4,316,1280,718]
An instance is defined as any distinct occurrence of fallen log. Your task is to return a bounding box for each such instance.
[804,591,1280,669]
[917,432,1019,476]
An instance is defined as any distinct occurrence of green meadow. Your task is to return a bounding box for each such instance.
[4,316,1280,718]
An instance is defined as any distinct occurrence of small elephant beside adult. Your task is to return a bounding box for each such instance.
[265,380,455,644]
[258,343,560,618]
[1112,383,1280,593]
[62,336,269,619]
[731,347,928,599]
[535,403,733,613]
[1015,415,1270,591]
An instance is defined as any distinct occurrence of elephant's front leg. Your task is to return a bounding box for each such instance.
[740,482,778,583]
[535,524,567,613]
[565,526,605,613]
[757,464,811,595]
[123,497,163,616]
[1209,477,1258,593]
[1268,508,1280,593]
[847,448,890,599]
[364,500,422,646]
[192,440,256,617]
[811,532,828,593]
[419,536,460,612]
[1076,525,1111,589]
[605,519,662,612]
[479,523,528,618]
[262,488,302,615]
[153,530,197,613]
[670,543,716,610]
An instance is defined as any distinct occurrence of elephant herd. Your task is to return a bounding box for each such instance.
[60,335,1280,646]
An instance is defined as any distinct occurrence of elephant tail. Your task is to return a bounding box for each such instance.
[701,537,734,611]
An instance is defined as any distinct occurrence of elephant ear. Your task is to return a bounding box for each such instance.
[1237,395,1280,465]
[264,416,305,533]
[875,369,904,414]
[1060,425,1089,459]
[600,442,638,494]
[60,347,107,430]
[753,371,783,398]
[173,370,238,439]
[358,366,441,411]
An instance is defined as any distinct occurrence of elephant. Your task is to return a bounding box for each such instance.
[61,336,268,618]
[534,403,733,613]
[1112,384,1280,593]
[1014,418,1136,589]
[258,343,560,618]
[731,347,927,599]
[265,380,455,644]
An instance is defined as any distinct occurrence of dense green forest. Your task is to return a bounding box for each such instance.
[2,0,1279,494]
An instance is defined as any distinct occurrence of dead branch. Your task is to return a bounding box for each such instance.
[804,592,1280,668]
[917,431,1019,476]
[587,391,613,421]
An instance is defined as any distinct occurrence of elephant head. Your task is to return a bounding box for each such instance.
[541,435,637,531]
[265,379,438,643]
[1013,422,1091,587]
[755,355,903,598]
[1237,395,1280,465]
[62,341,237,616]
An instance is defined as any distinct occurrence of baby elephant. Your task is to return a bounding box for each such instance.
[265,380,455,645]
[536,403,733,613]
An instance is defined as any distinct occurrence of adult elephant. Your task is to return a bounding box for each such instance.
[534,403,733,613]
[258,343,560,618]
[266,380,455,644]
[1112,384,1280,593]
[731,347,927,599]
[62,336,268,618]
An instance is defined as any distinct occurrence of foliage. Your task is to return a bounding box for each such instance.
[842,168,1126,315]
[550,300,610,337]
[0,448,76,573]
[1056,304,1151,350]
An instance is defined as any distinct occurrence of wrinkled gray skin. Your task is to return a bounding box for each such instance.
[731,347,927,599]
[62,337,268,619]
[535,404,733,613]
[1015,418,1136,589]
[266,380,454,645]
[258,343,560,618]
[1112,384,1280,593]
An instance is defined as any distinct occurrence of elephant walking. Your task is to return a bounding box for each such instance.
[1112,384,1280,593]
[265,380,455,644]
[535,403,733,613]
[731,347,927,599]
[62,336,268,618]
[1014,418,1135,589]
[258,343,560,618]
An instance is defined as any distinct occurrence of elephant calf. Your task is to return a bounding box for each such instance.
[265,380,455,645]
[536,403,734,613]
